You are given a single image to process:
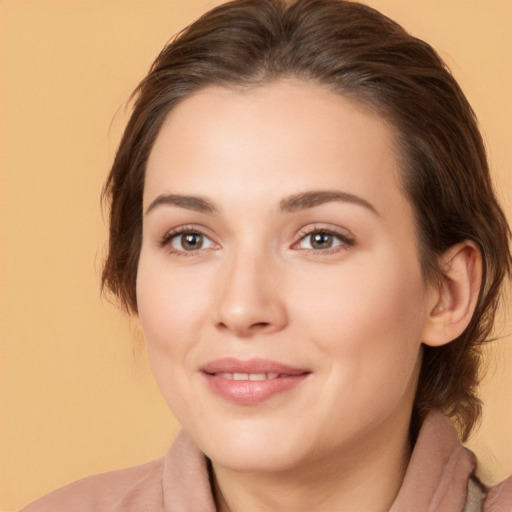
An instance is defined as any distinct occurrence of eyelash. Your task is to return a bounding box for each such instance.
[158,225,355,255]
[158,225,217,256]
[292,225,355,254]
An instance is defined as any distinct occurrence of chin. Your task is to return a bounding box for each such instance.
[209,443,304,474]
[190,417,311,473]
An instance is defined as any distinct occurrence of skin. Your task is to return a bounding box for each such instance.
[136,80,480,511]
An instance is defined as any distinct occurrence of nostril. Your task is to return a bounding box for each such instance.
[250,322,271,330]
[214,298,288,336]
[215,320,274,338]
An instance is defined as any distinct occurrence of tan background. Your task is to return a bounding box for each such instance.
[1,1,511,510]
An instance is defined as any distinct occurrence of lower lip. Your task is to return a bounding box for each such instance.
[203,373,309,405]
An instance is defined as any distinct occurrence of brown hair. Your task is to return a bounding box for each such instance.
[102,0,511,440]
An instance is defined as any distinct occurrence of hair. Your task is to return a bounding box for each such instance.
[102,0,511,440]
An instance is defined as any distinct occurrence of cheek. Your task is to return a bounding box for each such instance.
[136,254,202,383]
[295,252,427,390]
[136,253,212,416]
[137,251,211,341]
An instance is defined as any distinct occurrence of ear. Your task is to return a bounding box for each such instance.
[422,241,482,347]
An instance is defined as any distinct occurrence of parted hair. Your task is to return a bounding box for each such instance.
[102,0,511,440]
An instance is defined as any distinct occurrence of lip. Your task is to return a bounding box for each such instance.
[201,358,311,405]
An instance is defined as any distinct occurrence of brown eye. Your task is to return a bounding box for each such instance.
[310,232,334,249]
[295,229,353,251]
[170,232,214,251]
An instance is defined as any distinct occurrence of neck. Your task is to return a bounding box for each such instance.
[212,413,412,512]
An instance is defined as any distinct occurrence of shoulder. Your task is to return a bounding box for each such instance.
[484,476,512,512]
[21,457,165,512]
[20,430,216,512]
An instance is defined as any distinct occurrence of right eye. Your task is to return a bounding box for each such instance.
[165,231,217,252]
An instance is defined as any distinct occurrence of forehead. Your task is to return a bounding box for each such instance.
[144,80,406,217]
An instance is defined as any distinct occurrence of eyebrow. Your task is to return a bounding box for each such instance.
[145,190,378,216]
[280,190,379,215]
[145,194,218,215]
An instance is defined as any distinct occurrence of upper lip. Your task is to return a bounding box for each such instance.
[201,358,310,376]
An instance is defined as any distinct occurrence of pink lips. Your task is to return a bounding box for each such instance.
[201,358,310,405]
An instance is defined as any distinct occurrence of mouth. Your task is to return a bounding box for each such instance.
[213,372,281,380]
[200,358,310,405]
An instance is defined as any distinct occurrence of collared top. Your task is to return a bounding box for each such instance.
[23,411,512,512]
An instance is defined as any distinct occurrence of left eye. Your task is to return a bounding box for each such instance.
[169,232,216,251]
[296,231,348,250]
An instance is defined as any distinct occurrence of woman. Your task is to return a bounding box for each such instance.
[23,0,511,510]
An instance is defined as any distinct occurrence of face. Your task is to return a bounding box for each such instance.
[137,80,433,474]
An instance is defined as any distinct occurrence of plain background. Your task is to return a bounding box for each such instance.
[1,1,511,510]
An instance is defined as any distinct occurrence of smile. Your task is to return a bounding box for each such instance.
[201,358,310,405]
[214,372,280,380]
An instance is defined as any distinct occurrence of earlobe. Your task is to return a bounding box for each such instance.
[422,241,482,347]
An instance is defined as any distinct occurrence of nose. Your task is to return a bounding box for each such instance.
[214,251,288,338]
